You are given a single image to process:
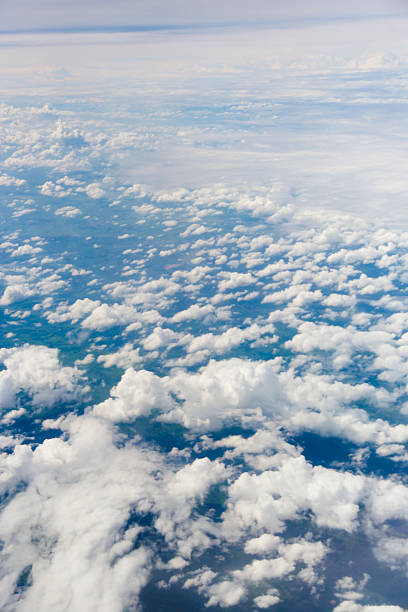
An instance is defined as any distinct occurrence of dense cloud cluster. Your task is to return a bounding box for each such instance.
[2,165,408,609]
[2,16,408,612]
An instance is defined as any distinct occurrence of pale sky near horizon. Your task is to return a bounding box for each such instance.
[1,0,408,31]
[2,8,408,226]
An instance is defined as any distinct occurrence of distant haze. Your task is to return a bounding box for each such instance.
[1,0,408,31]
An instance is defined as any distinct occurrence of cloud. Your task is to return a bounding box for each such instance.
[96,343,142,369]
[0,413,232,609]
[91,368,170,421]
[333,603,406,612]
[0,417,155,611]
[163,357,283,431]
[0,174,26,187]
[166,457,227,501]
[11,244,42,257]
[218,271,256,292]
[85,183,106,199]
[254,588,280,608]
[81,303,139,330]
[0,344,84,411]
[221,455,365,536]
[0,283,34,306]
[204,580,246,608]
[3,23,408,610]
[171,303,215,323]
[54,206,82,217]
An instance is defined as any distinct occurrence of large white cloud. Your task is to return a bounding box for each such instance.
[0,414,232,610]
[91,368,170,421]
[0,345,84,412]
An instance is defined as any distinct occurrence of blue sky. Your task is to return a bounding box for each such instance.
[1,0,408,31]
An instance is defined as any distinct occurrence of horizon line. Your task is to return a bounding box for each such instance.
[0,12,405,37]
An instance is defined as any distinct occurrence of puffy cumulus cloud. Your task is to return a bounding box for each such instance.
[277,369,408,447]
[333,603,406,612]
[366,479,408,525]
[85,183,106,199]
[46,298,102,324]
[91,368,170,421]
[81,303,138,330]
[0,264,67,308]
[205,580,246,608]
[0,174,26,187]
[0,345,84,411]
[142,327,183,351]
[254,588,280,608]
[89,352,408,452]
[172,356,408,448]
[263,286,323,308]
[221,455,365,537]
[203,425,299,466]
[96,343,142,369]
[184,533,327,606]
[54,205,82,217]
[2,368,408,611]
[164,357,283,431]
[371,535,408,574]
[234,538,327,584]
[0,417,156,612]
[182,323,275,362]
[4,97,408,611]
[286,321,407,375]
[244,533,282,555]
[0,414,234,610]
[103,278,180,311]
[91,357,283,429]
[218,271,257,292]
[166,457,227,501]
[11,244,42,257]
[334,574,369,601]
[0,283,34,306]
[171,303,216,323]
[40,180,71,198]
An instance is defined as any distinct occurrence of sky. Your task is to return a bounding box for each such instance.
[2,10,408,227]
[1,0,408,31]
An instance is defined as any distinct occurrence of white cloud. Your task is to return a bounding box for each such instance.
[333,603,406,612]
[47,298,101,323]
[97,343,142,369]
[81,303,138,330]
[0,283,34,306]
[254,588,280,608]
[0,417,155,612]
[142,327,182,351]
[163,357,283,431]
[85,183,106,199]
[166,457,227,501]
[171,303,215,323]
[205,580,246,608]
[218,271,256,292]
[0,345,84,410]
[91,368,170,421]
[0,174,26,187]
[11,244,42,257]
[222,455,365,537]
[54,206,82,217]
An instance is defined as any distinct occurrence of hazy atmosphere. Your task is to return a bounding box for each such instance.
[1,2,408,611]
